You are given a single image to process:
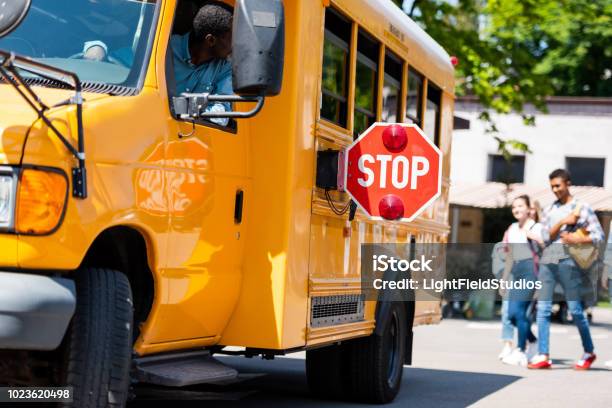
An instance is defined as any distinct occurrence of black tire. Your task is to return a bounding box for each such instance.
[306,302,408,404]
[346,302,407,403]
[61,268,133,408]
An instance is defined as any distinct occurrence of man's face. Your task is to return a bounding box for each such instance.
[205,30,232,59]
[550,177,570,200]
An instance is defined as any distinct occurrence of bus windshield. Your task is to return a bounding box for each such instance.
[0,0,158,91]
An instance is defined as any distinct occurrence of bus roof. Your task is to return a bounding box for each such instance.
[333,0,455,94]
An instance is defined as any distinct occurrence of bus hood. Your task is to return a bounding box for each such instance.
[0,85,107,164]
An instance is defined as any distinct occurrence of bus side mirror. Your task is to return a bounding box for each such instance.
[0,0,31,38]
[232,0,285,96]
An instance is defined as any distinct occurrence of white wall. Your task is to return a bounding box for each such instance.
[451,104,612,188]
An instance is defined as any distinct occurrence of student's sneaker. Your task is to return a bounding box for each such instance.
[528,354,552,369]
[605,360,612,369]
[502,348,528,367]
[498,343,513,360]
[574,353,596,370]
[525,341,537,361]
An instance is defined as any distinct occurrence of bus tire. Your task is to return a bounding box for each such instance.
[61,268,133,408]
[346,302,406,403]
[305,344,347,399]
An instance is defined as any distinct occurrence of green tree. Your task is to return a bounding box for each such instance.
[392,0,612,155]
[532,0,612,96]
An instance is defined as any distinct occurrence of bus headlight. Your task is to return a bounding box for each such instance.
[0,172,16,229]
[16,169,67,235]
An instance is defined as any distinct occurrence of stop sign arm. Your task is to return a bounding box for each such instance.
[314,122,442,222]
[344,123,442,222]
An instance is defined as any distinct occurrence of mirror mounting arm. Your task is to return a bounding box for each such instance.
[172,93,265,120]
[0,50,87,199]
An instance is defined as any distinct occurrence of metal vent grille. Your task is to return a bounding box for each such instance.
[1,76,140,96]
[310,294,364,328]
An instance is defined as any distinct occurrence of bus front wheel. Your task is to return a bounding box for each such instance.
[60,268,133,408]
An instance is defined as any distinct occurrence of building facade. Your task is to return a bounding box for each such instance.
[450,96,612,243]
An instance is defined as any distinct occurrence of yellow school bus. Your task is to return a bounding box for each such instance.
[0,0,453,405]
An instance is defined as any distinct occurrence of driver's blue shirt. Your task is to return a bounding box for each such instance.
[171,33,232,125]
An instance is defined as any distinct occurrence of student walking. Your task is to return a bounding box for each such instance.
[497,299,515,360]
[528,169,605,370]
[602,221,612,369]
[492,240,515,359]
[500,195,543,366]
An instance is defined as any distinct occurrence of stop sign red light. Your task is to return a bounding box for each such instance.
[345,123,442,221]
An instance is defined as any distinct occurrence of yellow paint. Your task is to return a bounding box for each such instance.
[0,0,453,355]
[0,235,17,267]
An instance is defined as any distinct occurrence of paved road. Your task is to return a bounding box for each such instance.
[130,307,612,407]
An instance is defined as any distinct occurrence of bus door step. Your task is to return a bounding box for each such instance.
[134,350,239,387]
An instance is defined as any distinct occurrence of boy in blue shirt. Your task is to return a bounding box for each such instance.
[603,222,612,368]
[171,2,233,126]
[528,169,604,370]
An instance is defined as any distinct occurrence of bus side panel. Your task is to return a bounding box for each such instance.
[17,91,169,275]
[280,0,326,349]
[219,0,315,350]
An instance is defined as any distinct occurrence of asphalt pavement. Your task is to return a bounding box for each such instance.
[130,307,612,408]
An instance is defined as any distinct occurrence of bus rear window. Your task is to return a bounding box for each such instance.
[424,83,442,145]
[354,31,379,136]
[320,9,351,127]
[406,68,424,126]
[382,51,402,123]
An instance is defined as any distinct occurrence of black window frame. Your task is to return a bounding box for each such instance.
[487,154,526,184]
[320,7,352,128]
[565,157,606,187]
[424,82,442,146]
[406,68,424,127]
[382,51,402,123]
[353,29,380,137]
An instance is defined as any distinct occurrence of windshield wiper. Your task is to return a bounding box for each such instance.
[0,50,87,199]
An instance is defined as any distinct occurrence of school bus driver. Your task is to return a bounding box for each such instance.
[0,0,455,406]
[171,2,234,126]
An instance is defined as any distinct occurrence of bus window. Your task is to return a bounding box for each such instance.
[354,30,379,136]
[320,8,351,127]
[424,83,441,145]
[382,51,402,123]
[406,68,423,126]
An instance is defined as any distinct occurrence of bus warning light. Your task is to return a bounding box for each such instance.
[382,124,408,152]
[379,194,404,220]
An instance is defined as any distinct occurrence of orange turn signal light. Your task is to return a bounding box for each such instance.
[15,169,67,234]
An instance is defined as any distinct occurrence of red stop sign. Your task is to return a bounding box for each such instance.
[344,123,442,221]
